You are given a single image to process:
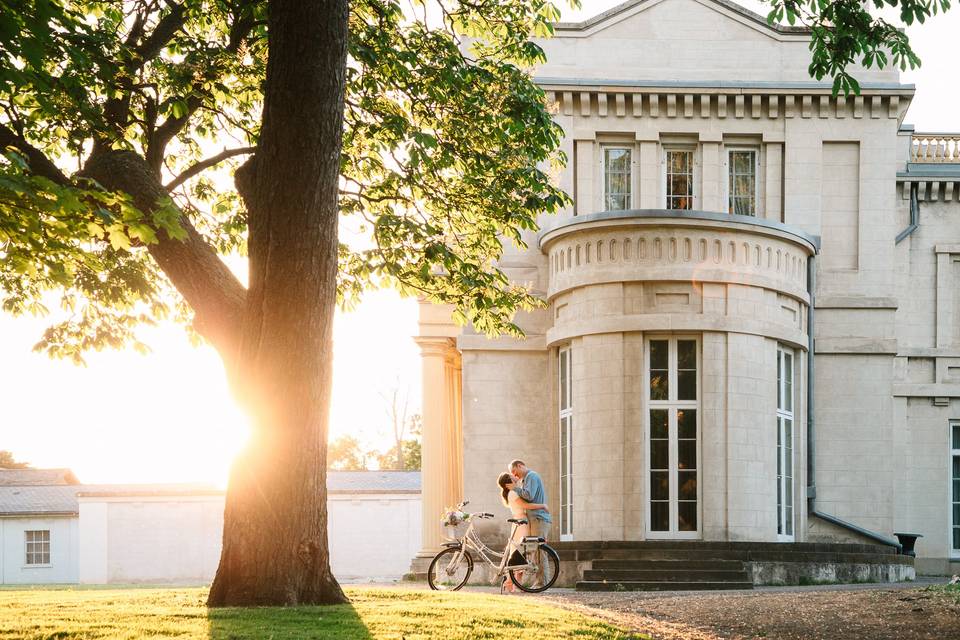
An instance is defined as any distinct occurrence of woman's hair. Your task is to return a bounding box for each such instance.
[497,472,513,507]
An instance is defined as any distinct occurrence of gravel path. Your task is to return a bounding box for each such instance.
[538,579,960,640]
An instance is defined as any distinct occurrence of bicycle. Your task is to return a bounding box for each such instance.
[427,500,561,593]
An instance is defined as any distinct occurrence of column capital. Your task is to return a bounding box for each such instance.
[414,336,457,359]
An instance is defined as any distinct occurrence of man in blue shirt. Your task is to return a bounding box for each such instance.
[510,459,552,541]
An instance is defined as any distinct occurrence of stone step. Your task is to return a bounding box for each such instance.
[583,548,750,561]
[583,569,750,582]
[591,559,745,571]
[555,540,898,555]
[576,580,754,592]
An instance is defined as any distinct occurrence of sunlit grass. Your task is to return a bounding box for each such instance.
[0,586,640,639]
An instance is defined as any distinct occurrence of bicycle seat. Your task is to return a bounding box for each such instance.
[507,518,528,525]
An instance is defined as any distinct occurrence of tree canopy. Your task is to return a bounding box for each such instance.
[0,0,572,362]
[1,0,952,362]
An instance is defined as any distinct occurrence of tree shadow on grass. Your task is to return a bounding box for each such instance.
[206,603,373,640]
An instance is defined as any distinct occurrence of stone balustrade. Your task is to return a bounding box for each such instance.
[911,133,960,163]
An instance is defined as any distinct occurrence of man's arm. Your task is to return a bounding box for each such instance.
[516,472,541,502]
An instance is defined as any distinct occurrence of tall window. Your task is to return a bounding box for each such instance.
[603,147,632,211]
[25,530,50,565]
[728,148,758,216]
[952,421,960,555]
[559,347,573,540]
[647,337,699,538]
[777,346,794,540]
[664,149,694,210]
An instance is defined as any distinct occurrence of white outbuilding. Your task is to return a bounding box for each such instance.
[0,468,421,585]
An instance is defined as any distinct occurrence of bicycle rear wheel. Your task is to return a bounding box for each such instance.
[427,546,473,591]
[509,544,560,593]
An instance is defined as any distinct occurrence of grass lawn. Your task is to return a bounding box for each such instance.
[0,586,640,639]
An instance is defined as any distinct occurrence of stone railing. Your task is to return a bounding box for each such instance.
[911,133,960,163]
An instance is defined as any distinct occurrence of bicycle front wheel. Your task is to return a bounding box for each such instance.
[427,546,473,591]
[509,544,560,593]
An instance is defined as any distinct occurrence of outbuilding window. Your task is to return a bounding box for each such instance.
[25,530,50,566]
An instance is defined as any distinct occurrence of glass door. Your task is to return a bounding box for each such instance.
[646,336,700,539]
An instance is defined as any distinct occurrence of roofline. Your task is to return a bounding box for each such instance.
[538,209,821,253]
[536,77,916,95]
[76,490,225,498]
[328,489,421,495]
[554,0,809,35]
[0,511,78,518]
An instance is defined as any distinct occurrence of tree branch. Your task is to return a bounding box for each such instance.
[165,146,255,192]
[82,150,247,360]
[144,2,257,174]
[0,125,71,186]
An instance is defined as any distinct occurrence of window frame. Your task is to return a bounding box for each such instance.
[24,529,51,567]
[724,146,761,217]
[644,335,701,540]
[776,345,795,542]
[600,145,633,212]
[951,421,960,557]
[559,346,574,541]
[661,146,699,211]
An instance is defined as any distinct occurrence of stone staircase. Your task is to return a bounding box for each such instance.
[553,541,913,592]
[578,554,753,591]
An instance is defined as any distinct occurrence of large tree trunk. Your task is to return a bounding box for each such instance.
[206,0,350,607]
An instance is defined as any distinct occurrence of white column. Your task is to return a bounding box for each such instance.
[414,337,462,556]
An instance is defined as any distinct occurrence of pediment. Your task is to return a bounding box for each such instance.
[556,0,808,42]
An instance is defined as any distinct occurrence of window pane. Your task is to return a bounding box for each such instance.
[678,471,697,500]
[650,409,668,439]
[650,501,669,531]
[953,424,960,450]
[678,340,696,369]
[785,506,793,536]
[678,440,696,470]
[677,409,696,439]
[954,456,960,479]
[953,503,959,525]
[651,440,669,470]
[678,370,697,400]
[954,479,960,502]
[650,472,669,500]
[650,340,668,369]
[954,527,960,551]
[559,351,568,410]
[678,502,697,531]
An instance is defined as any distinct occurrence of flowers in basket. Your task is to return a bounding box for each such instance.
[441,506,469,539]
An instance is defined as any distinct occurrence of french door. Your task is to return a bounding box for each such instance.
[777,346,795,540]
[646,336,700,539]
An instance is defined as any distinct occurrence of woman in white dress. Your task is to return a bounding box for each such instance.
[496,472,548,593]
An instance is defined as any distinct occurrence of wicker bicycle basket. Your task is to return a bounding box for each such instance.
[443,521,468,541]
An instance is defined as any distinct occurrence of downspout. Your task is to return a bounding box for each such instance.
[895,182,920,244]
[805,255,903,552]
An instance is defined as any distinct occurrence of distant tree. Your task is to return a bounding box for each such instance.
[0,451,30,469]
[381,384,411,471]
[327,436,369,471]
[376,438,420,470]
[401,439,421,471]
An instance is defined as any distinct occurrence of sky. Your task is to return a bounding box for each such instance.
[1,0,958,485]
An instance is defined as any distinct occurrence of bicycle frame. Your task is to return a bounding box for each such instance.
[444,516,539,580]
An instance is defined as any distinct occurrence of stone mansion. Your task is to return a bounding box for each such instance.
[414,0,960,578]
